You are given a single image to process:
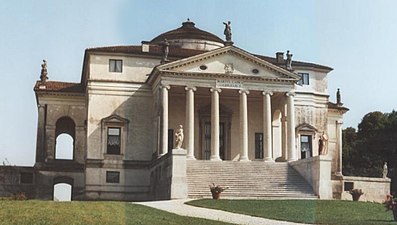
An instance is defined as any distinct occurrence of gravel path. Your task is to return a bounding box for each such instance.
[135,199,309,225]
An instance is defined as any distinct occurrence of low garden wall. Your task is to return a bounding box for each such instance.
[341,176,390,203]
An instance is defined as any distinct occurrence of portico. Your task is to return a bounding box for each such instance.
[149,46,301,162]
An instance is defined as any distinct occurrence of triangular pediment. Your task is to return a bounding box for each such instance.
[101,114,129,124]
[155,46,300,81]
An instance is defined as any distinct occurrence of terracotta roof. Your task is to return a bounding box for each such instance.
[34,81,84,93]
[150,21,224,44]
[86,45,206,59]
[87,45,331,71]
[255,55,333,71]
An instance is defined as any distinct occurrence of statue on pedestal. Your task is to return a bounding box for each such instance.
[175,125,184,149]
[383,162,388,178]
[160,39,169,63]
[318,132,328,155]
[40,60,48,83]
[223,21,232,42]
[286,50,293,70]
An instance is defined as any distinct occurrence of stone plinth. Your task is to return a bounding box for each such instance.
[289,155,332,199]
[170,148,188,199]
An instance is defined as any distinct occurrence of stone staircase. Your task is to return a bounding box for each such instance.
[187,161,317,199]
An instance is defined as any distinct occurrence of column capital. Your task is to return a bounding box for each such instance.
[238,89,250,95]
[160,85,171,90]
[286,91,295,97]
[185,86,197,92]
[37,104,45,109]
[262,91,273,96]
[336,119,343,125]
[210,88,222,93]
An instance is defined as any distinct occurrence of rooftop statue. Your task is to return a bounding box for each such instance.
[40,60,48,83]
[160,39,170,63]
[286,50,293,70]
[223,21,232,42]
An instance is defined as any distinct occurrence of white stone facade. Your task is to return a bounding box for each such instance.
[0,20,389,202]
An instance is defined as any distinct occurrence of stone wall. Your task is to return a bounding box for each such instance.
[289,155,332,199]
[340,176,390,203]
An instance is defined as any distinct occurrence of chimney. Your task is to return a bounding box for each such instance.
[141,41,150,52]
[276,52,284,63]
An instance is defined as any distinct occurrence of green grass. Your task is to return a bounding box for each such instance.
[0,200,233,225]
[187,199,396,225]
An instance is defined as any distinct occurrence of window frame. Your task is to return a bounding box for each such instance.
[255,132,264,159]
[107,127,121,155]
[106,171,120,183]
[109,59,123,73]
[297,73,310,85]
[300,134,313,159]
[101,114,129,157]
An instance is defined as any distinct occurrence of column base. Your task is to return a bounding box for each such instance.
[239,156,250,162]
[210,155,222,161]
[264,158,275,162]
[186,155,196,160]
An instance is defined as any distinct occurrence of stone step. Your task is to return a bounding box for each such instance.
[186,161,316,199]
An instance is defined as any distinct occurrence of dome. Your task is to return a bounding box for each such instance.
[150,20,225,51]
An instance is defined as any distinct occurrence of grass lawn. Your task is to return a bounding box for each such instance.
[0,200,234,225]
[187,199,396,225]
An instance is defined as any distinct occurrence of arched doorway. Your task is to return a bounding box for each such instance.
[53,177,73,201]
[55,117,75,160]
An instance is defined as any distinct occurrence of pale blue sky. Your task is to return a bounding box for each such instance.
[1,0,396,166]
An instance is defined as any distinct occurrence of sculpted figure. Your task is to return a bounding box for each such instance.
[286,50,293,70]
[383,162,388,178]
[40,60,48,83]
[318,132,328,155]
[223,21,232,41]
[160,39,169,62]
[337,88,342,105]
[175,125,184,149]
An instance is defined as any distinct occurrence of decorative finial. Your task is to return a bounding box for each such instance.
[40,59,48,83]
[187,18,190,22]
[160,39,170,64]
[223,21,233,45]
[336,88,342,106]
[286,50,293,70]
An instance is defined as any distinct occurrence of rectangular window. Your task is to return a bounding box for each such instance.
[344,182,354,191]
[255,133,264,159]
[300,135,312,159]
[20,172,34,184]
[109,59,122,73]
[106,171,120,183]
[107,127,121,155]
[298,73,309,85]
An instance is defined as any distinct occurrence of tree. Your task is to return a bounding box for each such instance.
[343,111,397,194]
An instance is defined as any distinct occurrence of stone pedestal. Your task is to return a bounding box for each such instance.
[289,155,332,199]
[170,148,188,199]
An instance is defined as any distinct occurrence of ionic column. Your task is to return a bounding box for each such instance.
[160,85,170,156]
[336,119,343,175]
[210,88,222,161]
[262,91,274,162]
[286,92,297,161]
[185,86,196,160]
[239,90,250,161]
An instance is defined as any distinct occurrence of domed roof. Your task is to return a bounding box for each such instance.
[150,20,224,44]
